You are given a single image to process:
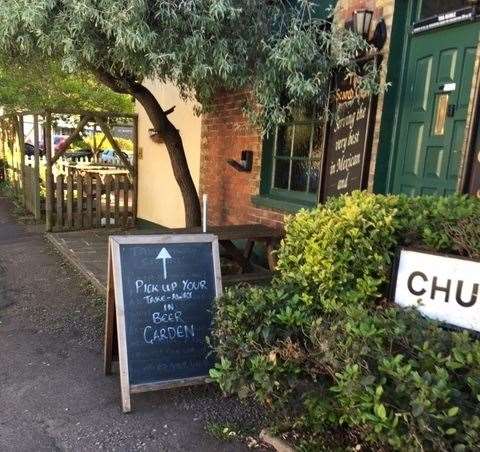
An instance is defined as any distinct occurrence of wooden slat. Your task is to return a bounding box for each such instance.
[222,272,273,285]
[122,175,129,228]
[168,224,284,240]
[33,114,41,220]
[51,116,90,164]
[66,174,74,229]
[104,243,115,375]
[85,174,93,229]
[45,113,53,232]
[95,173,102,227]
[104,175,112,229]
[94,117,133,174]
[55,174,64,230]
[114,175,120,226]
[75,174,84,229]
[132,116,138,225]
[17,115,26,207]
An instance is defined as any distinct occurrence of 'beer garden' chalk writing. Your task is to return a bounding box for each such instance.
[133,278,208,344]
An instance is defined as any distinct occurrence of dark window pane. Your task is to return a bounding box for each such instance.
[290,160,309,192]
[274,159,290,189]
[292,125,312,157]
[308,159,321,194]
[420,1,469,19]
[311,123,325,158]
[276,126,294,156]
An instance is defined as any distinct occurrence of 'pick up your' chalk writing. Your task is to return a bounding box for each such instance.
[134,278,208,344]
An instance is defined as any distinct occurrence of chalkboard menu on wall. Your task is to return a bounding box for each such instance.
[320,63,378,202]
[104,234,222,413]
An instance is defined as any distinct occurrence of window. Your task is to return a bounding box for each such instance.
[260,113,326,207]
[420,1,471,19]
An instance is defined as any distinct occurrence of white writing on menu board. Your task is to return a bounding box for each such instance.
[329,96,367,191]
[134,277,208,344]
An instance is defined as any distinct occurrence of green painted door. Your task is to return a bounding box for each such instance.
[392,21,479,195]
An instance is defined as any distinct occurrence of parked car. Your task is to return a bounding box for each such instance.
[100,149,133,165]
[25,142,46,157]
[53,135,67,152]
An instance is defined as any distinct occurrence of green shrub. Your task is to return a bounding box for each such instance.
[210,192,480,451]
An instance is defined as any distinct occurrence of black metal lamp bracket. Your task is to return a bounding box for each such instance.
[227,150,253,172]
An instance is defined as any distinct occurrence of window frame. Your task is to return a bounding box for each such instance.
[259,115,327,208]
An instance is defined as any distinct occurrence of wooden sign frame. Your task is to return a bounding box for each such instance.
[104,234,222,413]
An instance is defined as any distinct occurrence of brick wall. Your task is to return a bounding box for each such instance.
[199,90,285,229]
[199,0,396,228]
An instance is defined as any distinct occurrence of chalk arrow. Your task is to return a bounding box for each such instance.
[156,247,172,280]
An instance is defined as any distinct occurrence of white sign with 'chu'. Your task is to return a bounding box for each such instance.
[392,249,480,332]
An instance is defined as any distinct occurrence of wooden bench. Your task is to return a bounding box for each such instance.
[166,224,283,282]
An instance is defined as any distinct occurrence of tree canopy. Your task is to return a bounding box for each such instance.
[0,0,369,128]
[0,57,133,113]
[0,0,371,226]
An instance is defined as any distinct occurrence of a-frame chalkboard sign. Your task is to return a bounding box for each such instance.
[104,234,222,413]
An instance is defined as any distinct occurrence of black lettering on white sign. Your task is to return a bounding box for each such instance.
[391,248,480,332]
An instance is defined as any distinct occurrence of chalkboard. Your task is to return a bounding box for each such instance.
[320,62,378,202]
[104,234,222,413]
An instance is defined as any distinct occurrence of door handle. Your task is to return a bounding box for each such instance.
[447,104,456,117]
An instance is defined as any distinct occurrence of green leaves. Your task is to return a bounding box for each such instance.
[0,55,132,113]
[0,0,375,133]
[448,407,459,417]
[209,192,480,450]
[374,403,387,421]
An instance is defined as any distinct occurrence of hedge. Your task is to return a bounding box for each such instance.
[209,192,480,451]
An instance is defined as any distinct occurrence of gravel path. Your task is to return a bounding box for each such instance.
[0,196,265,452]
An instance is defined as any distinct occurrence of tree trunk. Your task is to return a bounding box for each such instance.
[130,83,201,227]
[92,69,201,227]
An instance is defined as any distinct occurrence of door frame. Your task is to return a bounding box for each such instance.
[459,42,480,194]
[377,0,480,195]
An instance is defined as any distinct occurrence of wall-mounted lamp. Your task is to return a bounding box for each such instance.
[148,128,164,144]
[227,150,253,172]
[353,9,373,40]
[351,10,387,51]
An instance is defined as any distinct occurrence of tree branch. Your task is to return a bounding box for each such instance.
[90,66,133,95]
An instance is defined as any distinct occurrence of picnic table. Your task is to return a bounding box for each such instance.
[166,224,284,283]
[67,163,130,181]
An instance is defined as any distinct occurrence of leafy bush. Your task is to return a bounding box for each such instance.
[210,192,480,451]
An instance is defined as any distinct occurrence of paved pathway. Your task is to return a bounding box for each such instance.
[0,196,261,451]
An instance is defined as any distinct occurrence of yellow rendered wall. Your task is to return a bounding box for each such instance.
[136,80,201,227]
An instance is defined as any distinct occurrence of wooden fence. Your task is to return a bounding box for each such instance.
[0,110,138,231]
[24,166,42,218]
[52,173,134,232]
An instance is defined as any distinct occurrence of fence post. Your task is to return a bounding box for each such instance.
[122,175,129,227]
[66,174,74,229]
[75,174,84,229]
[95,173,102,227]
[114,174,120,226]
[132,116,138,225]
[33,114,41,220]
[17,115,26,207]
[85,174,93,229]
[56,174,64,230]
[45,112,53,232]
[104,175,112,228]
